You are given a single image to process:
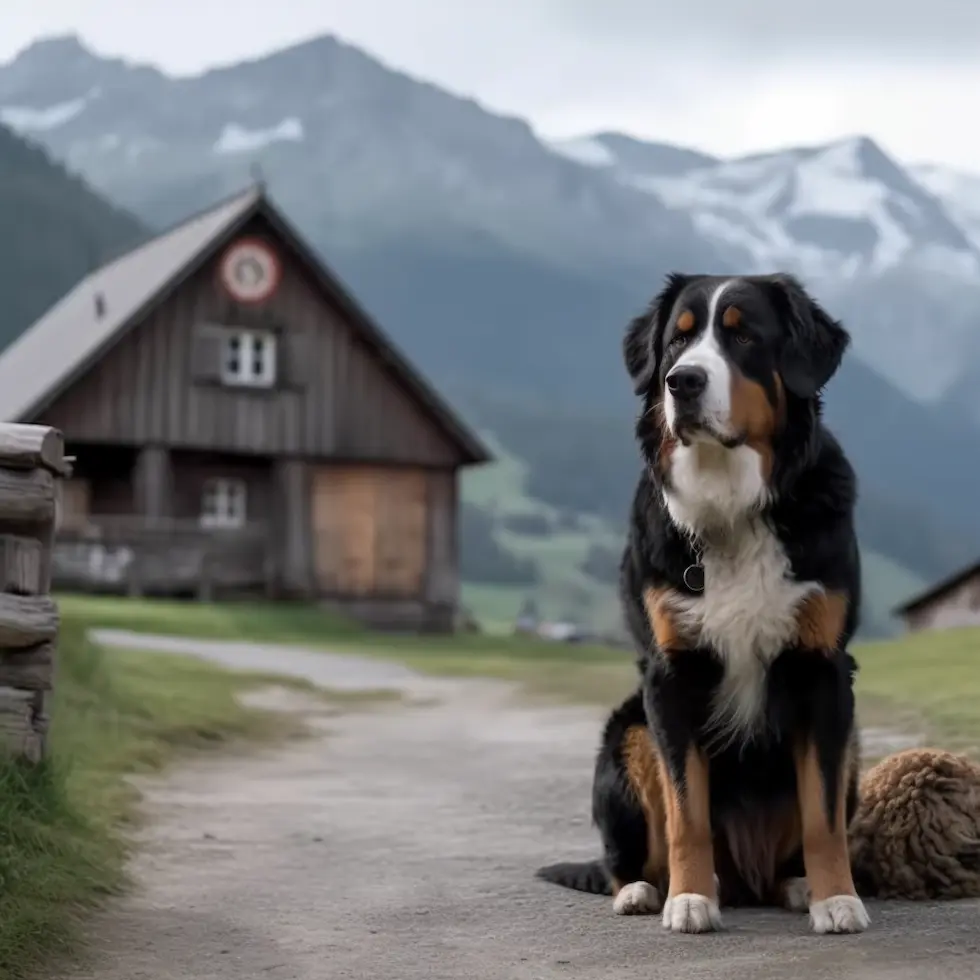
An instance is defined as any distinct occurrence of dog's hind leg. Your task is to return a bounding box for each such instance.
[598,724,667,915]
[778,876,811,912]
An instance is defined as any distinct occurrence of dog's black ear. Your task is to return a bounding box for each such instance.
[623,272,690,395]
[766,273,850,398]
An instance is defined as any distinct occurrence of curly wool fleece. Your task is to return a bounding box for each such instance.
[850,748,980,900]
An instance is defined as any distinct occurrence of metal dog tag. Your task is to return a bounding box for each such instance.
[683,563,705,593]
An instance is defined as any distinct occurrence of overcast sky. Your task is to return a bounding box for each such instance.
[2,0,979,170]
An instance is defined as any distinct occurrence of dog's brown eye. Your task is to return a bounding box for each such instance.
[734,332,752,346]
[670,334,689,348]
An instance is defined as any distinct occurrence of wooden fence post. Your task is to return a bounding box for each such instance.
[0,424,69,762]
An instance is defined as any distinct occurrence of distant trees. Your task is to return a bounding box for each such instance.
[459,504,539,585]
[580,543,622,585]
[0,125,145,349]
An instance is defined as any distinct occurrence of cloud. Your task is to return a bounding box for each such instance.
[1,0,979,169]
[545,0,980,56]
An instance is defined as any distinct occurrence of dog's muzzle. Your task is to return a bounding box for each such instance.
[666,365,708,404]
[665,365,710,439]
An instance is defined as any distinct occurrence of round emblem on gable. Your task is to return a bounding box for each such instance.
[218,238,281,304]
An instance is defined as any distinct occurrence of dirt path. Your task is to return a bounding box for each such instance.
[62,632,980,980]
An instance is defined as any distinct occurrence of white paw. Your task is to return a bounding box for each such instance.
[809,894,870,934]
[661,893,723,933]
[613,881,662,915]
[782,877,810,913]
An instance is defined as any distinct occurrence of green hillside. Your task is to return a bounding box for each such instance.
[0,124,145,347]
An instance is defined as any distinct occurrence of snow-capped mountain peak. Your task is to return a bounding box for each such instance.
[552,132,980,281]
[911,162,980,251]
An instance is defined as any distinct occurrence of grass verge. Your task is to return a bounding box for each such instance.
[58,592,980,748]
[56,593,366,645]
[853,627,980,755]
[0,614,325,980]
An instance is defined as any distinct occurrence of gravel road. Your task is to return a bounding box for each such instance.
[59,632,980,980]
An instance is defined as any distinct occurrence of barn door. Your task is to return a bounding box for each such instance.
[311,466,428,597]
[374,469,427,595]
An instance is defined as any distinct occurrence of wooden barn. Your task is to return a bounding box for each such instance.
[893,560,980,633]
[0,184,490,630]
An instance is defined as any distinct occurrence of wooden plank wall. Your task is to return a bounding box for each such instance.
[375,470,428,596]
[275,458,313,596]
[903,576,980,633]
[39,215,467,469]
[424,470,457,609]
[133,445,173,519]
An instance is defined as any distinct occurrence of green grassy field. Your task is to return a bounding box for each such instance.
[60,593,980,750]
[0,612,350,980]
[855,627,980,755]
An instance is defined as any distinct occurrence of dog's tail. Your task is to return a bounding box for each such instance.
[534,859,612,895]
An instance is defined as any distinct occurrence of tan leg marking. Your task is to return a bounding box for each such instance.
[622,725,669,890]
[616,726,667,915]
[795,740,870,933]
[642,587,690,653]
[795,739,856,902]
[795,591,848,652]
[660,745,723,932]
[664,746,716,899]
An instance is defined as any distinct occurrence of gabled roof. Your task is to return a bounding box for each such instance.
[0,186,260,424]
[0,183,490,465]
[892,559,980,616]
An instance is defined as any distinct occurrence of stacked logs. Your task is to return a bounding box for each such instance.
[0,424,68,762]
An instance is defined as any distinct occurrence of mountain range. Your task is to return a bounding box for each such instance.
[552,132,980,406]
[3,32,980,635]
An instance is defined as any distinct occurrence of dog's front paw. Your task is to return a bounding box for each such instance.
[661,893,723,933]
[613,881,662,915]
[809,895,870,934]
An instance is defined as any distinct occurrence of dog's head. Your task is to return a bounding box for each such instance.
[626,272,849,494]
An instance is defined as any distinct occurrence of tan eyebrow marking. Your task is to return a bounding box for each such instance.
[722,306,741,328]
[676,310,695,332]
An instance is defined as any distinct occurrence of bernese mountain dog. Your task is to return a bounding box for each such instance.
[536,273,868,935]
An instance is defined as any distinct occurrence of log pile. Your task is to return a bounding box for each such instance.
[0,424,69,762]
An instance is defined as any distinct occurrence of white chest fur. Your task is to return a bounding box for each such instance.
[663,444,822,743]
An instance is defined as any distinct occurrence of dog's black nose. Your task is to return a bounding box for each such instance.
[666,365,708,401]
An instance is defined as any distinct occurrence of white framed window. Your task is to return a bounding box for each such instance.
[200,478,247,529]
[220,329,277,387]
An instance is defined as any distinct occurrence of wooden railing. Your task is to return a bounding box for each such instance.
[53,515,270,599]
[0,424,68,761]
